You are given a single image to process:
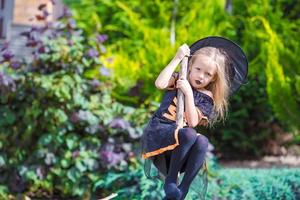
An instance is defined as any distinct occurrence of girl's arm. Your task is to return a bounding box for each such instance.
[154,56,180,89]
[155,44,190,89]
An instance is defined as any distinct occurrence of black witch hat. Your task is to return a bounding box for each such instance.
[189,36,248,95]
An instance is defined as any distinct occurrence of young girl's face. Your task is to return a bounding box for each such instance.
[188,54,217,90]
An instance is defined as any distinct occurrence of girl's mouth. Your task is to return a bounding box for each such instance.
[195,80,202,85]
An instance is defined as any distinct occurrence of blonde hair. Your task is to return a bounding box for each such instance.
[189,47,231,125]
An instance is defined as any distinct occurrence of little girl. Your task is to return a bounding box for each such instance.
[141,36,248,200]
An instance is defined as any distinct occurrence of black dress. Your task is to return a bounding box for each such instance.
[140,72,215,177]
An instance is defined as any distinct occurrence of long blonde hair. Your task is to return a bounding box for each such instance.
[189,47,231,125]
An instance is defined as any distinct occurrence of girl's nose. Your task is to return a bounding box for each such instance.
[199,73,204,80]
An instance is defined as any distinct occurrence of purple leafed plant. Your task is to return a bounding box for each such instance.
[100,150,125,168]
[0,71,16,92]
[99,66,111,77]
[109,118,131,129]
[86,49,99,58]
[96,34,108,43]
[2,50,13,62]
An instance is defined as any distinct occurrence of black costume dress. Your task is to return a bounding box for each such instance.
[140,73,215,199]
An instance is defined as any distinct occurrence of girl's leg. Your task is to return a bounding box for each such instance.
[178,134,209,200]
[164,128,198,199]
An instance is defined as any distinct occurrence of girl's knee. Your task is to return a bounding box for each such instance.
[178,128,197,145]
[195,135,209,151]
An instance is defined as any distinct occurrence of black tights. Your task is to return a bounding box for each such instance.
[157,128,209,200]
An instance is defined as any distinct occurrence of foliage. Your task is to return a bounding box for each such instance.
[231,0,300,131]
[207,0,300,156]
[65,0,300,158]
[0,4,154,199]
[137,156,300,200]
[205,74,275,158]
[64,0,231,105]
[207,167,300,200]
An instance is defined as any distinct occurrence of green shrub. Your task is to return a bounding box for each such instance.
[231,0,300,131]
[64,0,231,105]
[64,0,300,158]
[0,4,153,199]
[207,168,300,200]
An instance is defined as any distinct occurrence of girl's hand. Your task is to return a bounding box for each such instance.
[175,44,190,61]
[176,77,192,95]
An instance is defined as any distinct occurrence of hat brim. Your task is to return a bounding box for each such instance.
[189,36,248,94]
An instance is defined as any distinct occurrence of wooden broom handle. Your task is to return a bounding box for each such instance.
[176,56,188,128]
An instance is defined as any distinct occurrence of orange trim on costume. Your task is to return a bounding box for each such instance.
[163,112,176,121]
[142,127,180,159]
[162,98,188,126]
[173,97,177,104]
[166,104,177,120]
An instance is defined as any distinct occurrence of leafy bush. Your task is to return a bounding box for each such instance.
[205,0,300,157]
[0,4,154,199]
[207,167,300,200]
[231,0,300,131]
[137,156,300,200]
[64,0,231,105]
[64,0,300,158]
[205,74,275,158]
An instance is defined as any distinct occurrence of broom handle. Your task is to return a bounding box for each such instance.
[176,56,188,128]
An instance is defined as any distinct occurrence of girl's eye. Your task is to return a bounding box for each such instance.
[196,67,201,71]
[205,72,211,76]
